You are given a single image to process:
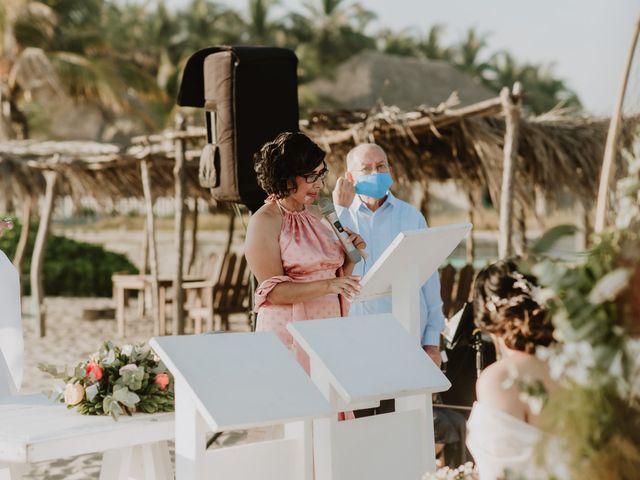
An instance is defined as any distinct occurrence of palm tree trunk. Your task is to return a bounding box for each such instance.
[13,194,32,272]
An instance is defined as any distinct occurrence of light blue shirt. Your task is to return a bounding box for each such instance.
[336,192,445,346]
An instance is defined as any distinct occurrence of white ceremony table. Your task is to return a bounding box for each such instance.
[0,394,174,480]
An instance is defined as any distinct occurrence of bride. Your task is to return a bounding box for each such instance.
[0,218,23,394]
[466,260,557,480]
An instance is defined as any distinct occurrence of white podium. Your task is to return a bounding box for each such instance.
[150,332,333,480]
[288,315,451,479]
[355,223,472,339]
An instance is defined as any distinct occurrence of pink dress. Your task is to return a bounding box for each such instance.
[254,200,348,373]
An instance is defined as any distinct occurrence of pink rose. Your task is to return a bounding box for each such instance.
[85,362,103,381]
[154,373,170,390]
[64,383,85,406]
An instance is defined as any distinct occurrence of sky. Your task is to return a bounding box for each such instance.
[167,0,640,115]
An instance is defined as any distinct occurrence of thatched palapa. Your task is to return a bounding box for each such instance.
[302,96,637,211]
[0,130,210,207]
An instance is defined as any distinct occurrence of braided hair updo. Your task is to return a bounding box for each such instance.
[254,132,326,199]
[473,259,554,353]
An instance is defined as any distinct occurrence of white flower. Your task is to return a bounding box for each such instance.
[119,364,138,375]
[588,268,632,305]
[121,344,133,357]
[530,286,555,306]
[519,391,544,415]
[545,341,595,384]
[63,383,85,406]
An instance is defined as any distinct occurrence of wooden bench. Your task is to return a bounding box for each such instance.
[112,274,205,337]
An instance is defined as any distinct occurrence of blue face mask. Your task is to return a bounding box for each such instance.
[354,172,393,199]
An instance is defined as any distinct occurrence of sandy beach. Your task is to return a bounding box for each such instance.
[18,296,252,479]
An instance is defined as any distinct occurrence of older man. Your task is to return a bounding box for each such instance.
[333,143,445,368]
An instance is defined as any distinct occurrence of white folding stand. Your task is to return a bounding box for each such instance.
[355,223,472,339]
[289,315,451,479]
[290,223,469,479]
[150,332,333,480]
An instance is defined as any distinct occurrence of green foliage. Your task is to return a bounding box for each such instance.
[2,0,582,137]
[528,224,578,256]
[0,220,137,297]
[528,136,640,479]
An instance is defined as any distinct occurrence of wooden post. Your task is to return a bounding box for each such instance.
[140,159,160,336]
[141,217,149,275]
[30,170,58,337]
[13,194,32,272]
[173,115,187,335]
[466,192,475,265]
[575,200,591,251]
[0,164,13,214]
[515,201,527,256]
[498,83,522,259]
[420,179,430,222]
[187,199,199,275]
[595,14,640,233]
[224,207,235,257]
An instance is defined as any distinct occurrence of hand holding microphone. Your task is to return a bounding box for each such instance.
[319,198,367,264]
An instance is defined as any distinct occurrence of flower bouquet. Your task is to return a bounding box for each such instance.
[39,341,174,420]
[423,462,478,480]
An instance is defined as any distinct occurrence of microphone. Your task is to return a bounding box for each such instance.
[319,198,364,264]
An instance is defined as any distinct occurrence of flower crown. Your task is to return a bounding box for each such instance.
[484,271,542,314]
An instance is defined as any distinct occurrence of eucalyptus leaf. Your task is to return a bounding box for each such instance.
[112,386,140,408]
[86,384,99,402]
[118,365,145,390]
[588,268,632,305]
[102,349,116,366]
[530,224,578,255]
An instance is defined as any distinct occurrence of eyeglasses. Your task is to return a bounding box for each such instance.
[301,167,329,184]
[353,164,389,175]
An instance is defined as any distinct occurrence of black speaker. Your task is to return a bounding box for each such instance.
[177,46,299,212]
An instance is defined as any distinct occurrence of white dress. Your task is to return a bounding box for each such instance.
[466,401,544,480]
[0,250,23,394]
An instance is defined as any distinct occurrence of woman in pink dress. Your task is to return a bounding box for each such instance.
[245,132,365,372]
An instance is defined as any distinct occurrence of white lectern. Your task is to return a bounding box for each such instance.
[150,332,333,480]
[289,315,451,479]
[356,223,472,339]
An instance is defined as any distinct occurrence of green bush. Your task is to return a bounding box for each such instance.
[0,221,137,297]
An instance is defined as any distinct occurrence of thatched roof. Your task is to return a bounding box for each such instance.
[0,128,211,208]
[302,97,638,209]
[309,50,496,110]
[0,92,635,214]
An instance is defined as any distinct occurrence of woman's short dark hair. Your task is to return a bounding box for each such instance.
[254,132,326,199]
[473,259,554,353]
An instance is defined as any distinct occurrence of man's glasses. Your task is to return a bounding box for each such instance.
[301,167,329,184]
[353,164,389,175]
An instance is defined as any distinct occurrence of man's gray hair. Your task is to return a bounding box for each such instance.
[346,143,388,171]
